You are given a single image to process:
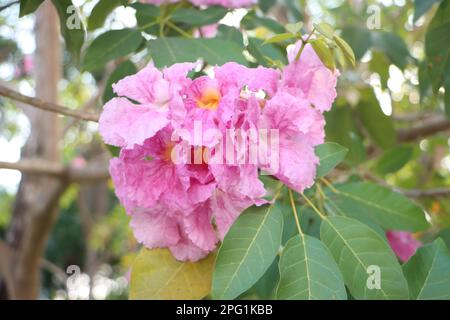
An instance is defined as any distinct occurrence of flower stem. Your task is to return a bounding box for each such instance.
[320,177,339,193]
[295,27,316,62]
[166,20,193,38]
[288,189,304,237]
[300,192,327,220]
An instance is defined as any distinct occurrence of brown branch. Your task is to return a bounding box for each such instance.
[0,159,110,183]
[360,170,450,199]
[400,188,450,198]
[0,159,64,176]
[398,115,450,142]
[0,85,99,122]
[62,61,115,134]
[0,0,19,12]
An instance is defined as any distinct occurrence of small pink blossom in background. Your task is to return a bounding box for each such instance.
[194,24,219,38]
[140,0,256,8]
[99,39,339,261]
[71,156,87,169]
[14,55,34,79]
[386,231,422,262]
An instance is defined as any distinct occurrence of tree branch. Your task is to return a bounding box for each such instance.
[398,115,450,142]
[361,170,450,199]
[0,0,19,12]
[400,188,450,198]
[0,159,110,183]
[0,85,99,122]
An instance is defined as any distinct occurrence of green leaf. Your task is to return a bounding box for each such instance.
[216,25,243,46]
[87,0,124,31]
[285,22,303,35]
[332,45,347,69]
[130,248,215,300]
[369,51,390,89]
[132,3,161,35]
[310,38,335,71]
[282,204,322,245]
[438,228,450,249]
[425,0,450,94]
[333,34,355,67]
[263,33,297,45]
[356,88,396,149]
[131,2,160,18]
[444,56,450,118]
[105,144,120,157]
[252,256,279,299]
[403,238,450,300]
[52,0,86,61]
[19,0,44,17]
[320,216,410,300]
[341,26,372,61]
[211,203,283,300]
[414,0,442,22]
[248,37,287,67]
[374,145,414,174]
[171,6,228,27]
[277,235,346,300]
[314,22,334,40]
[426,23,450,59]
[315,142,348,178]
[259,0,276,13]
[372,31,410,70]
[325,106,366,165]
[150,38,247,68]
[103,60,138,103]
[241,12,285,33]
[324,182,429,232]
[83,29,144,71]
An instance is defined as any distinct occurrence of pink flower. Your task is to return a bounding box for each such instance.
[71,156,87,169]
[174,63,279,148]
[282,41,339,112]
[259,91,324,193]
[386,231,422,262]
[215,62,280,98]
[99,40,340,261]
[99,98,169,149]
[109,127,216,213]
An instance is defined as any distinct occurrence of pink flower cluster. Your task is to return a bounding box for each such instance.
[140,0,256,9]
[99,41,338,261]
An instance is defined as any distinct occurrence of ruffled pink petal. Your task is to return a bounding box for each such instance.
[113,63,170,106]
[283,42,338,112]
[130,209,181,248]
[183,202,217,251]
[169,227,210,262]
[98,97,169,149]
[215,62,280,98]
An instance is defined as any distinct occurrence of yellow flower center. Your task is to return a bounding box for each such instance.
[162,143,175,163]
[196,88,221,110]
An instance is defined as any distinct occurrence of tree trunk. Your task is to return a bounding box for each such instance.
[4,0,64,299]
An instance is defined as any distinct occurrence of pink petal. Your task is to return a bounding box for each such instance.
[99,98,169,149]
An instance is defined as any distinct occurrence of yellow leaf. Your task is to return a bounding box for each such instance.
[129,248,215,300]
